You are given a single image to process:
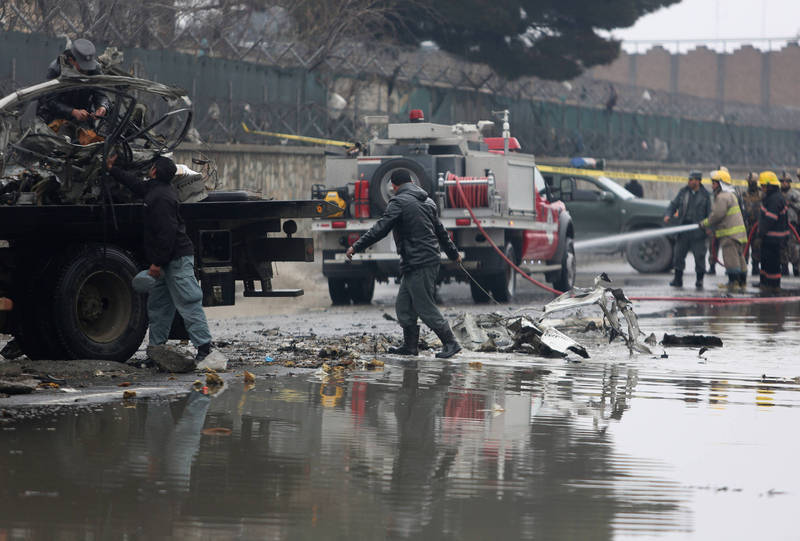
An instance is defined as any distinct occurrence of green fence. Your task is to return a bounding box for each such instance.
[2,30,799,167]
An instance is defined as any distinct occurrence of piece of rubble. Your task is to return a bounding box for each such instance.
[0,378,36,395]
[197,349,227,371]
[541,275,651,355]
[661,334,723,347]
[146,344,195,373]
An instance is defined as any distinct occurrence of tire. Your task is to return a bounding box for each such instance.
[348,277,375,304]
[626,234,673,273]
[552,237,576,292]
[51,245,148,361]
[470,279,491,304]
[489,243,517,302]
[328,278,351,305]
[369,158,433,214]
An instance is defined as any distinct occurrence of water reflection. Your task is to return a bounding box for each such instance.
[0,360,699,540]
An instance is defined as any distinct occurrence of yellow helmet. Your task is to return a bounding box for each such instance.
[759,171,780,187]
[710,169,731,185]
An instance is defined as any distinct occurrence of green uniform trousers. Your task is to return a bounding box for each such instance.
[395,264,447,331]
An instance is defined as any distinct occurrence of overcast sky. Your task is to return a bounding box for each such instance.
[611,0,800,52]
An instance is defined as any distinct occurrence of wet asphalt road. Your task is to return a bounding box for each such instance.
[2,256,800,539]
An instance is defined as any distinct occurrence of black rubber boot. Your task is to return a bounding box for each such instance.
[195,342,212,362]
[781,263,789,275]
[669,270,683,287]
[708,264,716,275]
[751,261,760,276]
[738,272,747,291]
[695,272,704,289]
[388,325,419,356]
[434,325,462,359]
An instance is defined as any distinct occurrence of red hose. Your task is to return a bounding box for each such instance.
[454,177,564,295]
[453,178,800,304]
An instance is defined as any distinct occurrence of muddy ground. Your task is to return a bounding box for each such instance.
[2,256,799,413]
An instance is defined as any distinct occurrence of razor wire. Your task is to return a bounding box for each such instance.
[3,2,800,166]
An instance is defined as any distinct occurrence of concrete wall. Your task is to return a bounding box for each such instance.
[590,41,800,110]
[177,144,763,210]
[174,143,326,199]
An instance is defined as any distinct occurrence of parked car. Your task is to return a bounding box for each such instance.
[542,171,672,272]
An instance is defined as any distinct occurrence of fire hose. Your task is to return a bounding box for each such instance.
[453,178,800,304]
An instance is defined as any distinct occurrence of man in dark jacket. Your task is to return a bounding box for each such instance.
[346,170,462,358]
[37,38,110,127]
[741,171,763,276]
[757,171,789,291]
[107,156,214,366]
[664,170,711,288]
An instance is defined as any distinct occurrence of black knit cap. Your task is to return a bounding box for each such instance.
[153,156,177,182]
[688,170,702,181]
[390,169,412,185]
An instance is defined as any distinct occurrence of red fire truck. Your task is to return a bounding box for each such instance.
[312,111,575,304]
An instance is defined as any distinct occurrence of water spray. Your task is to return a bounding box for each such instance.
[574,224,700,251]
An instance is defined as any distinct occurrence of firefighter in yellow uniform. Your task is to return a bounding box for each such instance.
[700,170,747,291]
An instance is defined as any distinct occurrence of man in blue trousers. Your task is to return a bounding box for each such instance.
[108,155,214,369]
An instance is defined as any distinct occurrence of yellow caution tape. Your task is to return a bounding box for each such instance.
[537,164,748,187]
[241,122,355,148]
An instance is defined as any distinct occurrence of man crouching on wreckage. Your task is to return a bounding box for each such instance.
[345,170,462,358]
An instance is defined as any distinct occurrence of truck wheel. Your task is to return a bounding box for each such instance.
[626,235,672,273]
[369,158,433,214]
[328,278,351,305]
[51,246,147,361]
[348,277,375,304]
[552,237,575,292]
[470,279,491,303]
[489,244,517,302]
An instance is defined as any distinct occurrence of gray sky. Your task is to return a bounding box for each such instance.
[611,0,800,52]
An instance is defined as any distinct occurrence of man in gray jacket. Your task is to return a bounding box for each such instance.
[346,170,462,358]
[664,170,711,288]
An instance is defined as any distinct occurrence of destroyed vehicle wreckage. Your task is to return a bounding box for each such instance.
[452,275,652,359]
[0,61,337,363]
[0,59,197,206]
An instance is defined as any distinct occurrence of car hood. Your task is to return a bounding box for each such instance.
[621,197,669,214]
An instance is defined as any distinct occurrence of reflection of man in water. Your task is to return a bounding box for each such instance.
[389,366,452,538]
[145,389,211,492]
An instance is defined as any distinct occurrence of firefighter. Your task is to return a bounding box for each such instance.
[700,170,747,292]
[345,170,462,358]
[757,171,789,292]
[779,171,800,276]
[664,170,711,288]
[741,171,762,276]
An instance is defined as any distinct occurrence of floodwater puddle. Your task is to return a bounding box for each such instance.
[2,301,800,539]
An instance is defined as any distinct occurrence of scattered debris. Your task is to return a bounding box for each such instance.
[0,378,36,395]
[469,361,483,369]
[122,390,136,399]
[117,382,132,387]
[205,371,224,387]
[243,370,256,384]
[146,344,195,373]
[202,427,233,436]
[542,275,651,355]
[196,349,228,371]
[662,334,723,347]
